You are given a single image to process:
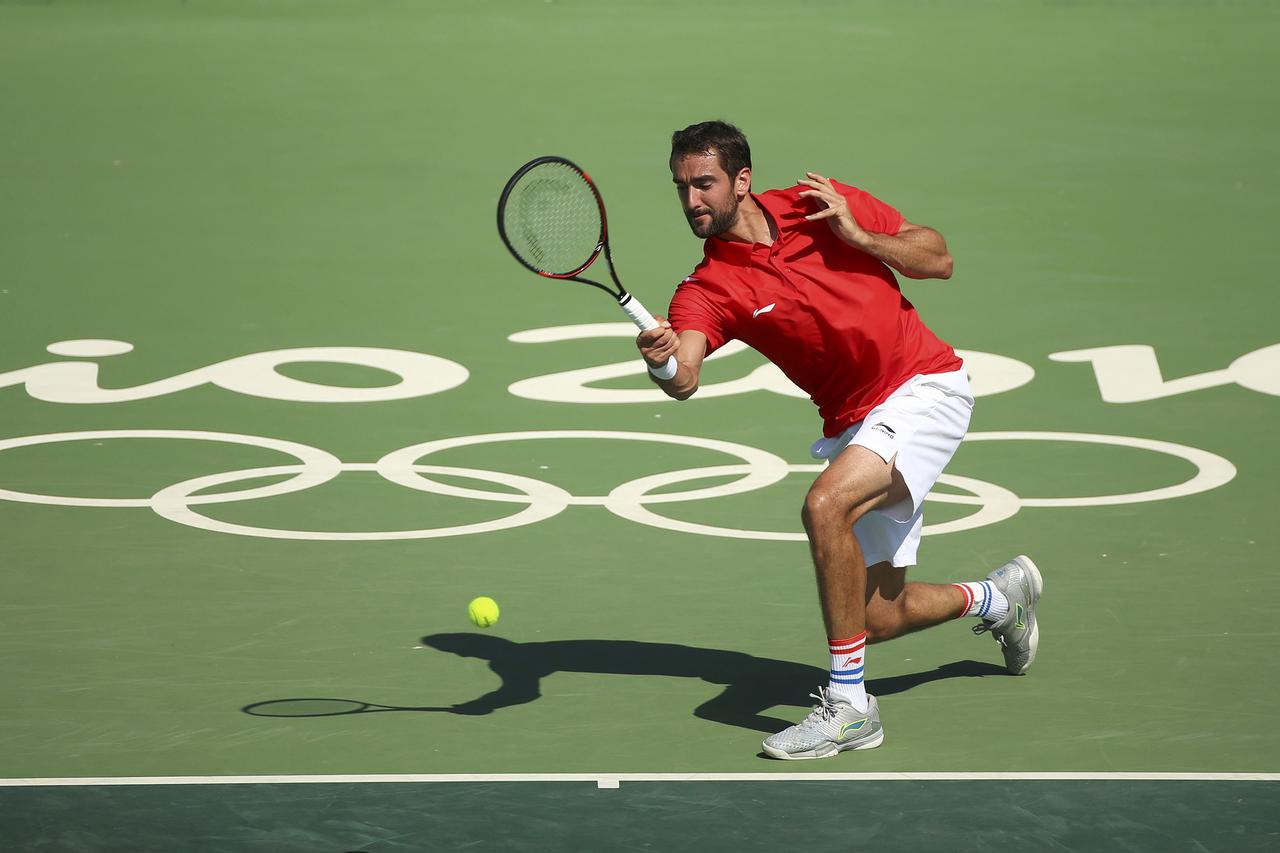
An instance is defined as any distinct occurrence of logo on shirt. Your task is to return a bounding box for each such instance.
[752,303,776,318]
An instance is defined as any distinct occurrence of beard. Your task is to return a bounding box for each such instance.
[685,199,739,238]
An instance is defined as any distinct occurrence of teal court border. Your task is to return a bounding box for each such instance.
[2,774,1278,853]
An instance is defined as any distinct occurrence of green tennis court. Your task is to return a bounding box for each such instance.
[2,1,1278,850]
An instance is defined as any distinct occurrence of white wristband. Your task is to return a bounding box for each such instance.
[648,357,678,381]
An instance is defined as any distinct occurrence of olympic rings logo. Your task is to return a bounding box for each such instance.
[0,429,1236,542]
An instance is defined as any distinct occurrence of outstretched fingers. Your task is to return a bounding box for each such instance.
[804,206,842,222]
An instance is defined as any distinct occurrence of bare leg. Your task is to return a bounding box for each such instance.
[864,562,966,642]
[801,446,910,639]
[763,448,927,758]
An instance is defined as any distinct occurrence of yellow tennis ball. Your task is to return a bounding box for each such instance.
[467,596,500,628]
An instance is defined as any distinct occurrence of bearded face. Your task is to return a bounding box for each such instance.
[671,152,745,239]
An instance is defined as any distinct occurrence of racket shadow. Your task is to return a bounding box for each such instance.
[242,698,453,718]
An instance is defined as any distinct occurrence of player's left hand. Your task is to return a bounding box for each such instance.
[799,172,869,248]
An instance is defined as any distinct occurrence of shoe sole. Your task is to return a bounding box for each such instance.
[1009,554,1043,675]
[762,730,885,760]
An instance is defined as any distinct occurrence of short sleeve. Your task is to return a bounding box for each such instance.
[667,277,730,355]
[831,179,904,236]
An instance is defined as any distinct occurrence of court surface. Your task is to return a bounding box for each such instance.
[2,1,1278,850]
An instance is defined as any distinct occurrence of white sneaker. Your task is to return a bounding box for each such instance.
[973,554,1043,675]
[761,688,885,760]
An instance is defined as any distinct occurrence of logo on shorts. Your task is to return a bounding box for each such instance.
[870,423,897,439]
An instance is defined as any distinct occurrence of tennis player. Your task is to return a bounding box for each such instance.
[637,120,1043,759]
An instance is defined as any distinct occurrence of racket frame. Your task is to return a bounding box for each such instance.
[497,154,675,373]
[498,156,643,309]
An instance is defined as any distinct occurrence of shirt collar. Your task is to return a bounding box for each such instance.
[703,191,795,266]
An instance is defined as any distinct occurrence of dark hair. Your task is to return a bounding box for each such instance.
[670,120,751,178]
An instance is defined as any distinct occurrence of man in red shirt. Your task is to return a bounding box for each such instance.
[637,120,1043,759]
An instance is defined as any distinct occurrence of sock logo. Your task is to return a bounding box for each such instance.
[842,656,862,667]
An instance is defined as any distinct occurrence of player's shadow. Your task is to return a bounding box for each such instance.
[243,635,1004,732]
[424,634,1003,733]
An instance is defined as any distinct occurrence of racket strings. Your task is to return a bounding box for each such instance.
[504,164,603,276]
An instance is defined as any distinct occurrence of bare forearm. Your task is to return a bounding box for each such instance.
[638,326,706,400]
[648,350,699,400]
[851,227,953,280]
[796,173,953,281]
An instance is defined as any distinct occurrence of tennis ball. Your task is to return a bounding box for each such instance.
[467,596,500,628]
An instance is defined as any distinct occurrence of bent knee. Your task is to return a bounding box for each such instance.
[802,487,872,532]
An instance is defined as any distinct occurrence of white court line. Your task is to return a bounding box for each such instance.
[2,773,1278,791]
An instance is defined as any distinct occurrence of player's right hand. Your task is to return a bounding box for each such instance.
[637,316,678,369]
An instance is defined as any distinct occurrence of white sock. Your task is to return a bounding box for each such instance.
[952,580,1009,624]
[827,633,868,712]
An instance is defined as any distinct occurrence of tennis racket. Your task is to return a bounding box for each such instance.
[497,155,678,378]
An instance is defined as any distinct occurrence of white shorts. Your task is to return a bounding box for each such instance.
[809,368,974,568]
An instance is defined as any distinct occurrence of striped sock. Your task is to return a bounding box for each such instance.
[827,633,868,712]
[952,580,1009,624]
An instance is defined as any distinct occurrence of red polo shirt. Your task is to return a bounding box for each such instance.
[667,180,962,437]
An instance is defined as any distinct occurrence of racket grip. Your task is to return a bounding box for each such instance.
[619,294,678,380]
[618,292,661,331]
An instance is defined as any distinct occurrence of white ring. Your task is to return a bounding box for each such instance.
[0,430,340,508]
[918,474,1022,535]
[376,430,791,507]
[152,463,569,540]
[963,431,1236,506]
[606,465,1022,540]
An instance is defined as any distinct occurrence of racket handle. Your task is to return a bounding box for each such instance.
[619,293,678,380]
[618,292,660,331]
